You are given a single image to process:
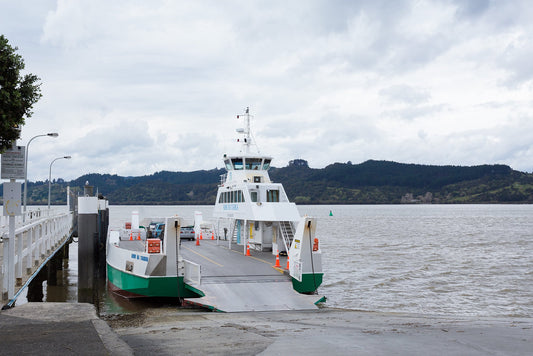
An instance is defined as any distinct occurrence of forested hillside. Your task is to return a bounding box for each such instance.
[6,160,533,205]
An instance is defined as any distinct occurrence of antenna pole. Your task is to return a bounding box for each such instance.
[236,106,257,154]
[245,107,251,154]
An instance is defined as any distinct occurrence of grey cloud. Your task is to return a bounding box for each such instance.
[379,85,431,104]
[381,104,447,121]
[453,0,490,19]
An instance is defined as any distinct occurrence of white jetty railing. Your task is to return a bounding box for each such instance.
[1,207,73,304]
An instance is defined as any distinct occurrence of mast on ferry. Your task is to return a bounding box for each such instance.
[236,106,253,154]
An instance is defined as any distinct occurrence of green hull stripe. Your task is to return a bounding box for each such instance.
[107,264,201,298]
[314,295,327,305]
[292,273,324,294]
[184,283,205,297]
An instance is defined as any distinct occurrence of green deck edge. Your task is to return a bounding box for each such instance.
[314,295,327,305]
[107,264,202,298]
[292,273,324,294]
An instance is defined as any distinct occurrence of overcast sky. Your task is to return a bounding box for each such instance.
[2,0,533,181]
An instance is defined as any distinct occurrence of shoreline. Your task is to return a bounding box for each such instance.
[2,303,531,355]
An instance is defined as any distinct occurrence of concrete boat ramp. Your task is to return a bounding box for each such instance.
[2,303,532,355]
[180,239,323,312]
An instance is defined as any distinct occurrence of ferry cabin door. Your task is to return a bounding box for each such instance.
[263,222,273,252]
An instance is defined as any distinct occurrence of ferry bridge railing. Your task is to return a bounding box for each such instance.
[1,206,73,306]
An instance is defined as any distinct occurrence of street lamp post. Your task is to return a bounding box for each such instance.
[23,132,59,220]
[48,155,71,209]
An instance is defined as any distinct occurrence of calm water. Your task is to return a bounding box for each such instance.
[22,204,533,318]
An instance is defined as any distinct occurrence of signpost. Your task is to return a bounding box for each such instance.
[1,145,25,300]
[1,146,25,180]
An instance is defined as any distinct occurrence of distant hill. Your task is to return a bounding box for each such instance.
[7,160,533,205]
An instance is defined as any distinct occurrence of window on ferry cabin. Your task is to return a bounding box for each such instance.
[246,158,262,170]
[232,158,243,170]
[225,160,233,170]
[267,189,279,202]
[263,159,271,170]
[220,190,245,203]
[250,191,258,202]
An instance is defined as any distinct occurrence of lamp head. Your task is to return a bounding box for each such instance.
[47,133,59,137]
[64,156,71,159]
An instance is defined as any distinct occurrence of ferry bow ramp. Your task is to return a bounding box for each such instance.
[181,239,324,312]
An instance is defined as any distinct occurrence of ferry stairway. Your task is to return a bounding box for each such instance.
[279,221,294,252]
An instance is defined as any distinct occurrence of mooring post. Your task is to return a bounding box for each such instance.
[96,198,109,279]
[77,185,98,303]
[47,254,58,286]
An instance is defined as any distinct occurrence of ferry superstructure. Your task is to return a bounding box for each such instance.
[213,108,300,255]
[213,108,323,293]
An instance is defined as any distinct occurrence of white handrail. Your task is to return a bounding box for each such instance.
[183,259,201,285]
[1,209,73,302]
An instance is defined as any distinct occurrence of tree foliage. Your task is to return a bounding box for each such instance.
[0,34,42,152]
[3,160,533,205]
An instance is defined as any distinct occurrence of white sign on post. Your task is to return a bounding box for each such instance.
[3,181,22,216]
[1,145,26,180]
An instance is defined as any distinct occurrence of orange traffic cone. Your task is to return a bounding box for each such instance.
[196,234,200,246]
[286,255,290,270]
[200,231,203,240]
[129,232,133,241]
[211,232,215,240]
[246,242,251,256]
[137,232,141,240]
[274,251,281,268]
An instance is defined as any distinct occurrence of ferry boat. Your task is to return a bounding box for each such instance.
[105,108,323,310]
[213,107,323,294]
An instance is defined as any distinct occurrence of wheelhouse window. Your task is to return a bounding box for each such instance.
[267,189,279,202]
[224,160,233,170]
[246,158,263,170]
[262,159,271,170]
[232,158,243,170]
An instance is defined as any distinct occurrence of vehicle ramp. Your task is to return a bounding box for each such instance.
[180,240,325,312]
[184,280,323,312]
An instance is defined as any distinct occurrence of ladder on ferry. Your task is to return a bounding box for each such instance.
[279,221,295,252]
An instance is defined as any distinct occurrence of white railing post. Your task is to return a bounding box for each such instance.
[16,230,23,285]
[50,218,55,248]
[46,220,51,253]
[41,222,46,258]
[7,210,16,299]
[34,224,40,266]
[27,227,34,274]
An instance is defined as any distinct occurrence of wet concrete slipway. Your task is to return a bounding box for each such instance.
[1,302,531,355]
